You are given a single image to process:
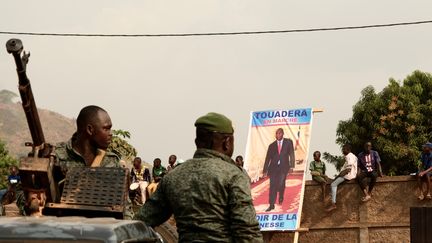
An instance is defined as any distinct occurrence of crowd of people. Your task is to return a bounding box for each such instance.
[133,111,263,242]
[128,153,250,206]
[129,155,179,205]
[2,106,263,242]
[5,103,432,242]
[309,141,432,212]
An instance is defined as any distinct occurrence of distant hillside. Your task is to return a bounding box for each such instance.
[0,89,75,158]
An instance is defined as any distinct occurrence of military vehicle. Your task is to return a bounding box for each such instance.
[0,39,178,243]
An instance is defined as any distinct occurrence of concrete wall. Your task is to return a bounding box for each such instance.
[2,176,422,242]
[263,175,425,243]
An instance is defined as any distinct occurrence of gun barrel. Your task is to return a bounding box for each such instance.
[6,39,45,148]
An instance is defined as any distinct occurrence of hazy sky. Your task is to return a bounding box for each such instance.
[1,1,432,172]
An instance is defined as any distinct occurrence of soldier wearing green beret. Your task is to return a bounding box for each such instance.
[135,112,263,243]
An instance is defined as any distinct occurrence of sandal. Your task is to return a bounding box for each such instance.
[426,194,432,200]
[418,194,425,201]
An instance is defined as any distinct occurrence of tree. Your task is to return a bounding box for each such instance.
[107,129,137,162]
[322,152,345,175]
[332,70,432,175]
[0,139,18,189]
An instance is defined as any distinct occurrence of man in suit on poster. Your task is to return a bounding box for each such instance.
[263,128,295,212]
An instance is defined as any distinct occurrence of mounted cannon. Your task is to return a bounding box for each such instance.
[5,39,128,218]
[6,38,58,215]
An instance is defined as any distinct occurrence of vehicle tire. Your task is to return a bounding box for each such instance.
[154,222,178,243]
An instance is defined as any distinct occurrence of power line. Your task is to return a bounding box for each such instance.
[0,20,431,38]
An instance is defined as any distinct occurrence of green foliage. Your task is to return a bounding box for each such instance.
[322,152,345,172]
[0,139,18,189]
[335,70,432,175]
[107,129,137,162]
[113,129,131,139]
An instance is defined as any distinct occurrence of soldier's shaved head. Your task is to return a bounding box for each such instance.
[76,105,107,132]
[70,105,113,166]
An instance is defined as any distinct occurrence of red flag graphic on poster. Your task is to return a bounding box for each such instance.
[244,108,314,231]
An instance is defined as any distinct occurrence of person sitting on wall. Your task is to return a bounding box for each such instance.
[309,151,329,202]
[326,144,358,212]
[166,155,177,173]
[416,142,432,200]
[147,158,167,196]
[152,158,166,183]
[357,142,383,202]
[131,157,151,205]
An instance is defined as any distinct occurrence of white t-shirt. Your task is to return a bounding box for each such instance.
[342,152,358,180]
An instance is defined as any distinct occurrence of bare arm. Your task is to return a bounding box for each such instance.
[311,171,321,176]
[420,166,432,177]
[377,162,383,177]
[375,152,383,176]
[338,168,351,177]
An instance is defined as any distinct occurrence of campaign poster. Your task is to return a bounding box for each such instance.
[244,108,314,231]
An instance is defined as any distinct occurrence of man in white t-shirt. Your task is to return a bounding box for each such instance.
[326,144,358,212]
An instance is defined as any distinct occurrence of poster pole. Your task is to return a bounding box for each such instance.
[244,111,254,173]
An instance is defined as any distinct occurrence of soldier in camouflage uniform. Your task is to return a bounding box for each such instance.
[16,106,129,216]
[52,106,135,218]
[55,105,119,171]
[135,112,263,243]
[55,131,119,171]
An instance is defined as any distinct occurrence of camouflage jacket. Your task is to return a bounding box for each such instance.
[55,135,120,173]
[54,136,134,219]
[16,135,129,217]
[134,149,263,243]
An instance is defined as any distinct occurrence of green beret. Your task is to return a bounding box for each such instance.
[195,112,234,134]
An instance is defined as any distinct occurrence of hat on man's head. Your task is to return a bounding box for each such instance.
[195,112,234,134]
[423,142,432,148]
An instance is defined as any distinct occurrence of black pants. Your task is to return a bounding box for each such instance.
[269,169,288,205]
[357,171,378,192]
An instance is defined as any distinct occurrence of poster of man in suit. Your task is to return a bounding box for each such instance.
[263,128,295,212]
[244,108,314,231]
